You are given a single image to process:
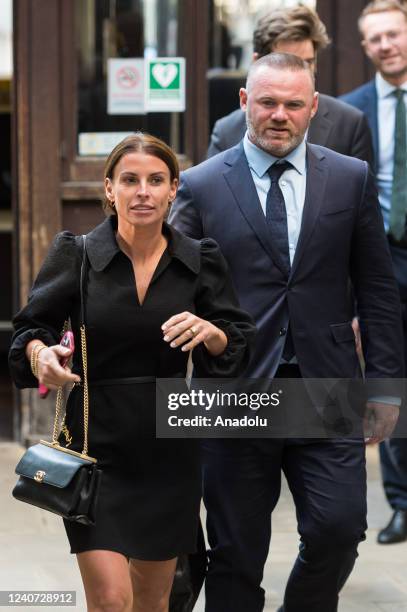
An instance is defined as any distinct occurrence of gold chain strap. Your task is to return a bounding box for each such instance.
[51,320,91,457]
[80,324,89,456]
[51,321,69,446]
[52,386,64,445]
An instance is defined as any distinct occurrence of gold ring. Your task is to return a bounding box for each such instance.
[190,326,198,337]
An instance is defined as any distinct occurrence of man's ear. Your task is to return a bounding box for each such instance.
[310,92,319,119]
[240,88,248,111]
[361,38,372,60]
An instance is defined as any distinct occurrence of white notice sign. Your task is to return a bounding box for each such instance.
[108,58,145,115]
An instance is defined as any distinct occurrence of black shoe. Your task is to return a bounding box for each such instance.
[377,509,407,544]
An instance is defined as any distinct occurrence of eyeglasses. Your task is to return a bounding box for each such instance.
[366,28,407,47]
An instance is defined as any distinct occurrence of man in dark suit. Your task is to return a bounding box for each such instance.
[341,0,407,545]
[169,53,403,612]
[207,4,373,164]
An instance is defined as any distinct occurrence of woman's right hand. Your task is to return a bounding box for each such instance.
[27,341,81,389]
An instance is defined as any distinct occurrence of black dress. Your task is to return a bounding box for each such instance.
[9,216,255,560]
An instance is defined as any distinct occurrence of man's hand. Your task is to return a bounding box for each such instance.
[351,317,362,358]
[364,402,399,444]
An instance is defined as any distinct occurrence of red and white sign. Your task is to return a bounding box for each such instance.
[108,58,145,115]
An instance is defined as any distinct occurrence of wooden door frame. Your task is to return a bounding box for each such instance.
[13,0,62,306]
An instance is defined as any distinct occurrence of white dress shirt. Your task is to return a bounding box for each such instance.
[376,72,407,232]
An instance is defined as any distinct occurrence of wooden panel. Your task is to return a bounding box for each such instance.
[30,0,62,270]
[179,0,209,163]
[13,0,32,307]
[316,0,374,96]
[62,201,105,235]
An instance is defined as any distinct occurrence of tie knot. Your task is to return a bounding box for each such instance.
[394,89,405,102]
[268,160,291,183]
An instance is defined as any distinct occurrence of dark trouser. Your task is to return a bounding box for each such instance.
[202,436,367,612]
[380,299,407,512]
[380,439,407,510]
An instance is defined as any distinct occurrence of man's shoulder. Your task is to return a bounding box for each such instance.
[340,80,376,107]
[308,142,367,171]
[214,108,245,132]
[183,142,243,180]
[318,93,367,121]
[207,109,245,157]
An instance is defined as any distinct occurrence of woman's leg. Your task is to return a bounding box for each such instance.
[129,557,177,612]
[77,550,133,612]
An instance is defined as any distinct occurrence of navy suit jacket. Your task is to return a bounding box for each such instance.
[340,80,379,173]
[169,142,403,381]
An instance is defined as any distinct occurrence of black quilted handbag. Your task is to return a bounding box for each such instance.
[12,236,102,525]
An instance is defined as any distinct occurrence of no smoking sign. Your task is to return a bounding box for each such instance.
[116,65,141,89]
[108,58,145,115]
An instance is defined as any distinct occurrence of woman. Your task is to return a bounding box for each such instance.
[9,133,255,612]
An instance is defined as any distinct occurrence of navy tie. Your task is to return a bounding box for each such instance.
[266,161,292,276]
[266,161,295,361]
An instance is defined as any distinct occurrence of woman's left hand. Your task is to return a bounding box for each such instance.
[162,312,227,356]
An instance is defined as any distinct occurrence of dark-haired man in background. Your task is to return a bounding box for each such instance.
[207,4,373,164]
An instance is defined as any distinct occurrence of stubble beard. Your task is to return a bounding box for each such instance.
[246,116,301,158]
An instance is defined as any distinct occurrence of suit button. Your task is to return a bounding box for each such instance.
[279,328,287,336]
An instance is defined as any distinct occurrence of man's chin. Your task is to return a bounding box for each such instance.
[256,137,298,157]
[381,63,407,80]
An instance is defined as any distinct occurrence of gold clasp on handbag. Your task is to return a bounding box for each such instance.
[34,470,46,483]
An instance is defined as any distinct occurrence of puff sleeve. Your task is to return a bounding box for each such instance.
[8,232,81,388]
[192,238,256,377]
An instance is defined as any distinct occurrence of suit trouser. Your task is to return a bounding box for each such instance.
[202,435,367,612]
[379,300,407,511]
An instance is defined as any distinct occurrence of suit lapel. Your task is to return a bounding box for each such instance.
[223,144,289,275]
[362,82,379,172]
[290,144,328,279]
[307,96,332,147]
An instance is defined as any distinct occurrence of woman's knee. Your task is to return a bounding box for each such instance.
[77,550,133,612]
[133,590,170,612]
[87,586,133,612]
[130,558,175,612]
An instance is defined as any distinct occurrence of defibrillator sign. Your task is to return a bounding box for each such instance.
[145,58,186,112]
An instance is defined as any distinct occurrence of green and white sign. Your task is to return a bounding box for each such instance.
[145,58,185,112]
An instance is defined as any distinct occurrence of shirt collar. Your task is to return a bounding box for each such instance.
[86,214,200,274]
[243,131,306,179]
[376,72,407,98]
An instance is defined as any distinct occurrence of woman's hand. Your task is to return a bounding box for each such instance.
[162,312,228,357]
[26,341,81,389]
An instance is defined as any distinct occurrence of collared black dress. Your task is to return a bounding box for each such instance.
[9,216,255,560]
